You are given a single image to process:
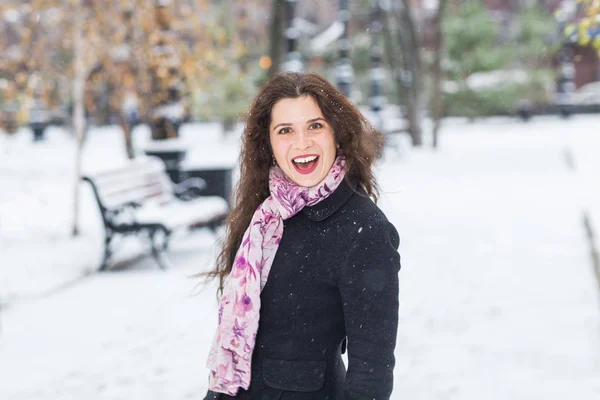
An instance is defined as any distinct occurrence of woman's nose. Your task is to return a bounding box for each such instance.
[295,129,312,149]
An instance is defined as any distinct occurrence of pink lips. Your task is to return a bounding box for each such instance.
[291,154,320,175]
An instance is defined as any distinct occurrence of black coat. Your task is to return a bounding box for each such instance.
[207,178,401,400]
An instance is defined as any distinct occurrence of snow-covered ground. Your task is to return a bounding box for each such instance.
[1,115,599,399]
[382,115,600,398]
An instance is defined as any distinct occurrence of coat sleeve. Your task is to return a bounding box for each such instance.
[339,218,401,400]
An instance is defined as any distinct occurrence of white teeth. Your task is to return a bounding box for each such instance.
[293,155,318,164]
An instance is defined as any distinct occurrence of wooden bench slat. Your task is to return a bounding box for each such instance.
[92,167,166,190]
[87,159,175,209]
[92,157,165,178]
[98,177,169,203]
[102,188,172,209]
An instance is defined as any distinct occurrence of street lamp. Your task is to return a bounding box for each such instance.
[336,0,353,98]
[555,0,577,118]
[369,0,385,122]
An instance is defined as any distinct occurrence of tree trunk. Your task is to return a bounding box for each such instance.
[381,5,398,95]
[431,0,448,149]
[398,0,422,147]
[120,117,135,159]
[383,0,423,147]
[268,0,285,78]
[123,1,148,160]
[72,4,86,237]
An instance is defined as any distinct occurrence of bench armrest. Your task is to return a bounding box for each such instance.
[122,201,142,209]
[172,177,208,201]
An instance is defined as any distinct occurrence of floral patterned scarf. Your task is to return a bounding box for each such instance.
[206,156,346,395]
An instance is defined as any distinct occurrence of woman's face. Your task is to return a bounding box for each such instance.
[269,95,337,188]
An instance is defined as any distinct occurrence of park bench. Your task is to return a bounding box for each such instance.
[82,156,229,271]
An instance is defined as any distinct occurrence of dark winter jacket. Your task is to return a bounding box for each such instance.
[206,177,401,400]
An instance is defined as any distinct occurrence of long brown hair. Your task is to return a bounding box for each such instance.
[204,72,383,295]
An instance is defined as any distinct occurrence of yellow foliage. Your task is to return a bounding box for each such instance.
[575,0,600,53]
[1,0,251,125]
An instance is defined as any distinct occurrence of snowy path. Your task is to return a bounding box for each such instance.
[1,117,600,399]
[0,232,222,400]
[565,117,600,290]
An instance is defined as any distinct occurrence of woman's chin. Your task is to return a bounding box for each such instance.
[289,169,327,188]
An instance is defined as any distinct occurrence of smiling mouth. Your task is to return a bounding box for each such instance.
[291,155,319,175]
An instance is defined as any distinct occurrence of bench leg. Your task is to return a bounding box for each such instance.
[151,245,171,270]
[99,234,113,272]
[150,227,171,271]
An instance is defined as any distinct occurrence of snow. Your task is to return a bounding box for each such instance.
[572,82,600,106]
[135,196,229,230]
[150,102,186,120]
[309,21,344,55]
[467,69,530,91]
[381,115,600,398]
[1,115,600,399]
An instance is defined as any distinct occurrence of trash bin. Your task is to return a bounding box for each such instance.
[183,168,233,204]
[29,98,49,142]
[142,140,188,183]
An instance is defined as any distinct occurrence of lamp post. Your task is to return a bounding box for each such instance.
[336,0,353,98]
[369,0,385,128]
[557,47,575,118]
[555,0,577,118]
[282,0,302,72]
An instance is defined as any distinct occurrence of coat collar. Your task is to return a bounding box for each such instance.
[302,176,359,222]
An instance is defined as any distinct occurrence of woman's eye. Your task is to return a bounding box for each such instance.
[309,123,322,130]
[279,127,292,134]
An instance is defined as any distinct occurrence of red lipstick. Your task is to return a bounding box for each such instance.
[291,154,320,175]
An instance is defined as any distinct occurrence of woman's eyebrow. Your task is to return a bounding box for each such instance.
[272,117,326,131]
[272,122,292,131]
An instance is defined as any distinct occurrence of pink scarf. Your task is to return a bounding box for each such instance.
[206,156,346,395]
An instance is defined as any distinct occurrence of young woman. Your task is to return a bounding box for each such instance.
[204,72,401,400]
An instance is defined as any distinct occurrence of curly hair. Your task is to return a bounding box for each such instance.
[203,72,383,295]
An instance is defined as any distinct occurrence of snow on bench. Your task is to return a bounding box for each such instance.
[82,156,229,271]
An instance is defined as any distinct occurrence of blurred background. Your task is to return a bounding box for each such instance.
[1,0,600,399]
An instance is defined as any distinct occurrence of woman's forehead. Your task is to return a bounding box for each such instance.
[270,96,324,123]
